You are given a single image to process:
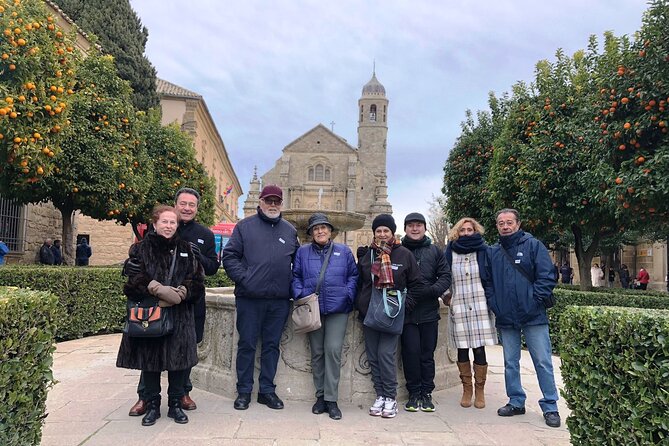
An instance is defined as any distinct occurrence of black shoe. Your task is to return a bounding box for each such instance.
[234,392,251,410]
[420,393,435,412]
[257,392,284,409]
[325,401,342,420]
[497,404,526,417]
[141,399,161,426]
[312,396,326,414]
[167,399,189,424]
[544,411,561,428]
[404,393,421,412]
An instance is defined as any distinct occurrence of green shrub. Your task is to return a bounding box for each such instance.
[0,288,58,446]
[549,288,669,352]
[0,266,233,341]
[560,306,669,445]
[556,283,668,298]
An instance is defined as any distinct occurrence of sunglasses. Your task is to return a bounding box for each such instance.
[262,198,283,205]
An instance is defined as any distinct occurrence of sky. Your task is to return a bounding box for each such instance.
[128,0,648,232]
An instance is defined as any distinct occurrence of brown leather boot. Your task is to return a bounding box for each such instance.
[128,398,147,416]
[181,394,197,410]
[457,361,473,408]
[473,363,488,409]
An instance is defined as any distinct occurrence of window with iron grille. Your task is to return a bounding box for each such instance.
[0,196,26,252]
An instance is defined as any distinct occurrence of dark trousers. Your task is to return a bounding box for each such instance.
[143,369,188,402]
[400,320,438,395]
[235,297,291,394]
[363,325,400,399]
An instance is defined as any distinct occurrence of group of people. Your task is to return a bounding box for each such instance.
[588,263,650,289]
[38,237,92,266]
[116,184,561,429]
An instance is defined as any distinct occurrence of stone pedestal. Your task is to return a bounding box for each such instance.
[192,287,459,404]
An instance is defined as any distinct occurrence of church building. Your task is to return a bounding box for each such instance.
[243,71,393,249]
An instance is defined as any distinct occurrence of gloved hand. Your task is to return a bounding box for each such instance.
[148,280,181,304]
[189,241,202,260]
[174,285,187,301]
[442,290,452,306]
[357,246,369,259]
[122,258,141,277]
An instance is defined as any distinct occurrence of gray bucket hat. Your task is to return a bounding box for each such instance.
[307,213,334,235]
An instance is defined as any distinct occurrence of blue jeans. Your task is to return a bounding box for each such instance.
[235,297,291,394]
[499,324,558,413]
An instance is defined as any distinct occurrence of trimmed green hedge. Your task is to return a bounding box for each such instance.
[549,288,669,352]
[0,288,58,446]
[560,306,669,445]
[557,283,668,297]
[0,266,233,341]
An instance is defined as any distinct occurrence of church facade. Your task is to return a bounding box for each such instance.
[243,72,393,250]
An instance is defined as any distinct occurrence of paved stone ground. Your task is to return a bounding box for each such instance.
[41,334,571,445]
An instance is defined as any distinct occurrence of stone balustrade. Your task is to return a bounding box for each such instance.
[192,287,459,404]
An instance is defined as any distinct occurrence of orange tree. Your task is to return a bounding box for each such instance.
[0,0,76,192]
[117,109,215,238]
[37,51,152,261]
[443,93,507,232]
[599,1,669,235]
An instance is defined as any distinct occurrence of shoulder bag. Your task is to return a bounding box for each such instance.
[123,248,177,337]
[500,245,556,309]
[363,250,406,335]
[292,244,333,334]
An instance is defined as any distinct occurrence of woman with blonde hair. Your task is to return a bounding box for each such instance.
[445,217,497,409]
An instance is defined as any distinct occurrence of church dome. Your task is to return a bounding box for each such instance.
[362,72,386,96]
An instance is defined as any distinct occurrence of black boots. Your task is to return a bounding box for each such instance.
[141,399,161,426]
[168,398,189,424]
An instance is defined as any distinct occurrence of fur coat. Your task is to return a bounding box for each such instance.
[116,231,205,372]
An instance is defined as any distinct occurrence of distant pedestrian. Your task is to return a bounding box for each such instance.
[559,263,573,284]
[0,240,9,266]
[39,238,55,265]
[590,263,604,287]
[635,268,650,290]
[75,238,92,266]
[51,239,63,265]
[619,265,630,289]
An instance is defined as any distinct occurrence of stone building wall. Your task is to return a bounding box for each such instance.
[75,214,135,266]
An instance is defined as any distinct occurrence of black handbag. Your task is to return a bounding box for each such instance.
[122,248,177,337]
[500,246,556,309]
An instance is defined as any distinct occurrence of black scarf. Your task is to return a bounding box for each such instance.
[500,230,525,250]
[401,235,432,250]
[451,233,486,254]
[257,206,282,225]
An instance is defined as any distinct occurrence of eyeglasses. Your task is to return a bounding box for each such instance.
[496,220,517,227]
[177,201,198,209]
[262,198,283,206]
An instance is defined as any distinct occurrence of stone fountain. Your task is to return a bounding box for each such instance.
[281,208,367,242]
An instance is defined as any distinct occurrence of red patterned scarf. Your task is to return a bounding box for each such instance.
[370,238,395,289]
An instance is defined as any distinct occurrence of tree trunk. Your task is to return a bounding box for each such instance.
[572,224,601,291]
[58,206,76,265]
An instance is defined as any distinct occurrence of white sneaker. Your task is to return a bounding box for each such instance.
[381,397,398,418]
[369,396,385,416]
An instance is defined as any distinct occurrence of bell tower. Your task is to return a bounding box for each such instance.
[357,69,391,218]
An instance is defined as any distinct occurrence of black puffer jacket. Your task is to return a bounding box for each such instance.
[401,236,451,324]
[116,232,204,372]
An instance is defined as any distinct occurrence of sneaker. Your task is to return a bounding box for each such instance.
[312,396,326,414]
[544,411,561,428]
[325,401,342,420]
[369,396,385,416]
[404,393,421,412]
[381,397,398,418]
[420,393,435,412]
[497,404,526,417]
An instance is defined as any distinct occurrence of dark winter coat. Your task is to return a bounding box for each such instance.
[75,241,92,266]
[355,243,423,320]
[292,241,358,314]
[484,230,555,329]
[116,231,205,372]
[222,210,299,300]
[51,245,62,265]
[39,243,55,265]
[401,236,451,324]
[178,219,219,342]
